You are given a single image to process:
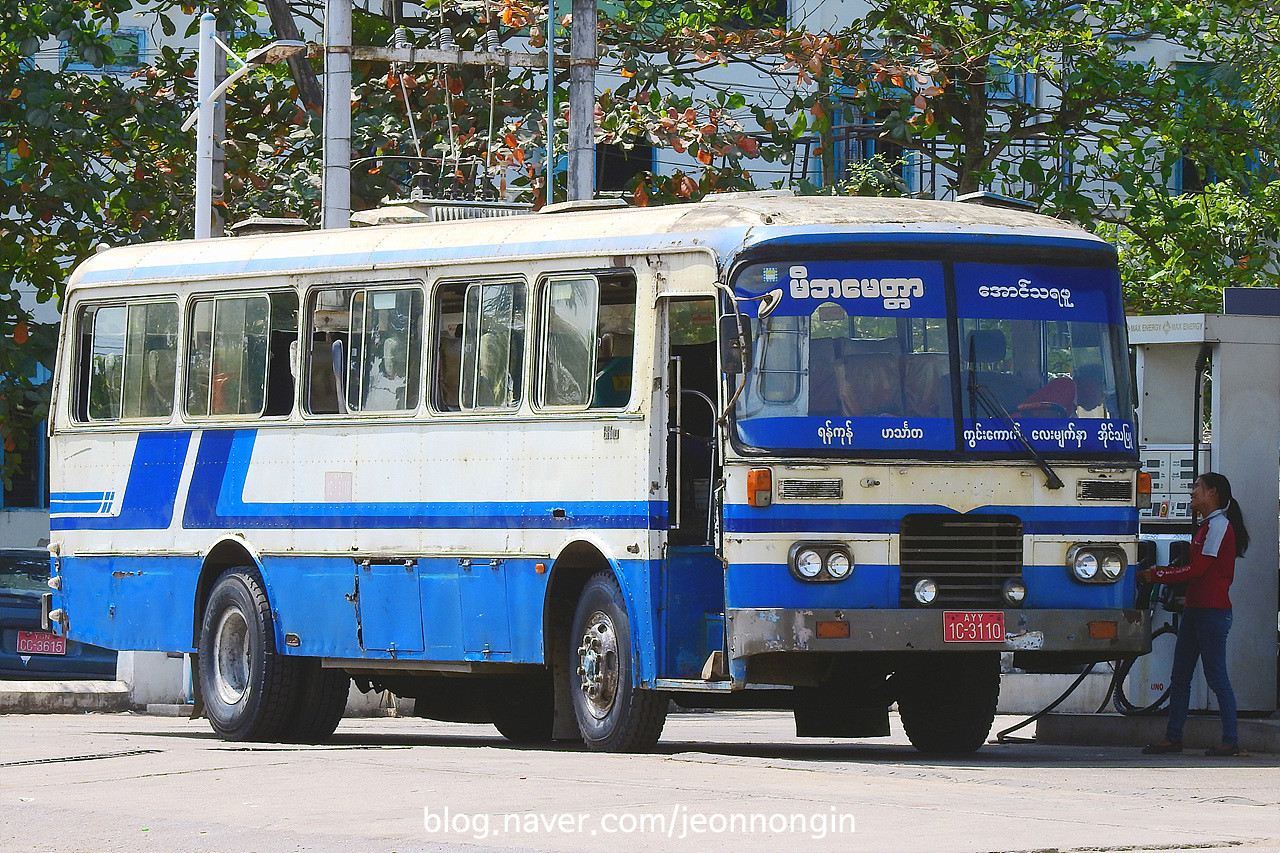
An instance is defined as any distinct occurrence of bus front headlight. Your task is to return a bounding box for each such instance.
[795,548,823,579]
[1067,544,1126,584]
[825,551,852,580]
[1100,551,1125,581]
[789,543,853,583]
[913,578,938,605]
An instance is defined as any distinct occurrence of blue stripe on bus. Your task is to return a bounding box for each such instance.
[50,433,189,531]
[723,503,1136,536]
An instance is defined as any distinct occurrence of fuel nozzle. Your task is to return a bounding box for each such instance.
[1135,540,1158,608]
[1158,540,1192,612]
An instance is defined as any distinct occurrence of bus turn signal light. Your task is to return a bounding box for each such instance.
[747,468,772,508]
[1136,472,1152,509]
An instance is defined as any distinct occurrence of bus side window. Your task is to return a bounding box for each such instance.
[77,304,126,421]
[263,293,299,416]
[460,280,525,410]
[591,276,636,409]
[185,295,273,417]
[73,301,180,423]
[306,288,349,414]
[432,284,465,412]
[539,277,598,407]
[122,301,179,419]
[537,274,636,409]
[345,287,422,413]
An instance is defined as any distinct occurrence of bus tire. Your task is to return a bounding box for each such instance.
[197,568,297,742]
[489,673,555,743]
[281,659,350,744]
[569,572,666,752]
[895,652,1000,755]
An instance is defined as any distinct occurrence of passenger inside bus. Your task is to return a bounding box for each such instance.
[363,335,409,410]
[1072,363,1108,417]
[436,325,462,410]
[593,332,633,408]
[308,335,346,414]
[832,339,902,417]
[902,352,950,417]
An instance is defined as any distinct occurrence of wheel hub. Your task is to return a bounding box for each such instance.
[212,605,251,706]
[576,610,619,719]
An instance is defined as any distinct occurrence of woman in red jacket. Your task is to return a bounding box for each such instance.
[1138,472,1250,757]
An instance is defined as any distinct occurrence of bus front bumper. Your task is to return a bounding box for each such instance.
[727,608,1151,658]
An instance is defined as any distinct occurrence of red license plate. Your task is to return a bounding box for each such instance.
[943,611,1005,643]
[16,631,66,656]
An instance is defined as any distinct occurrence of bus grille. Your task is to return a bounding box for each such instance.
[899,514,1023,608]
[1076,479,1132,501]
[779,479,843,500]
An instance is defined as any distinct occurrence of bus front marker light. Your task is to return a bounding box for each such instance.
[816,620,850,639]
[795,549,823,579]
[1002,578,1026,606]
[747,468,772,508]
[825,551,852,580]
[913,578,937,606]
[1088,620,1118,640]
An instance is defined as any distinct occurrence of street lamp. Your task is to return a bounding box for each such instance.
[182,12,305,239]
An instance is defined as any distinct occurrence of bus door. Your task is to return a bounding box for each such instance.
[659,297,725,680]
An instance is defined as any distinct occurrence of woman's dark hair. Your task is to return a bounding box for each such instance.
[1198,472,1250,557]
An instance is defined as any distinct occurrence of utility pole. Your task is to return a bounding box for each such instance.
[194,13,216,239]
[323,0,352,229]
[566,0,596,201]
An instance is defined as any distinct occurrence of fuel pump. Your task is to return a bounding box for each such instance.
[1124,313,1280,716]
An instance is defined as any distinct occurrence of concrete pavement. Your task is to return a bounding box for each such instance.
[2,710,1277,853]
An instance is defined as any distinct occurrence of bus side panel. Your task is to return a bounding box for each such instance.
[258,557,366,658]
[262,555,552,664]
[56,554,201,653]
[614,557,661,686]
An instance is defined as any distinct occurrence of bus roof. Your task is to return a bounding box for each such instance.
[67,194,1108,291]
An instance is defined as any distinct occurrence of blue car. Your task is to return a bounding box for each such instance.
[1,549,117,680]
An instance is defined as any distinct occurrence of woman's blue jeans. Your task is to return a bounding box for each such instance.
[1165,606,1237,746]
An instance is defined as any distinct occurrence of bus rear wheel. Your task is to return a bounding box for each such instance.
[569,572,666,752]
[280,658,350,744]
[895,652,1000,754]
[197,567,297,742]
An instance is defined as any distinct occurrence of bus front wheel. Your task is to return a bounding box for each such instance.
[895,652,1000,754]
[569,572,667,752]
[197,568,297,742]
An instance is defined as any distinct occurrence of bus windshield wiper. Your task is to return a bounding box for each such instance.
[967,380,1065,490]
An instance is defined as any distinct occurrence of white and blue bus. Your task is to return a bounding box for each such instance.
[47,194,1150,752]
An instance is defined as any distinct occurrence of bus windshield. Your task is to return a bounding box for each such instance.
[730,257,1136,456]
